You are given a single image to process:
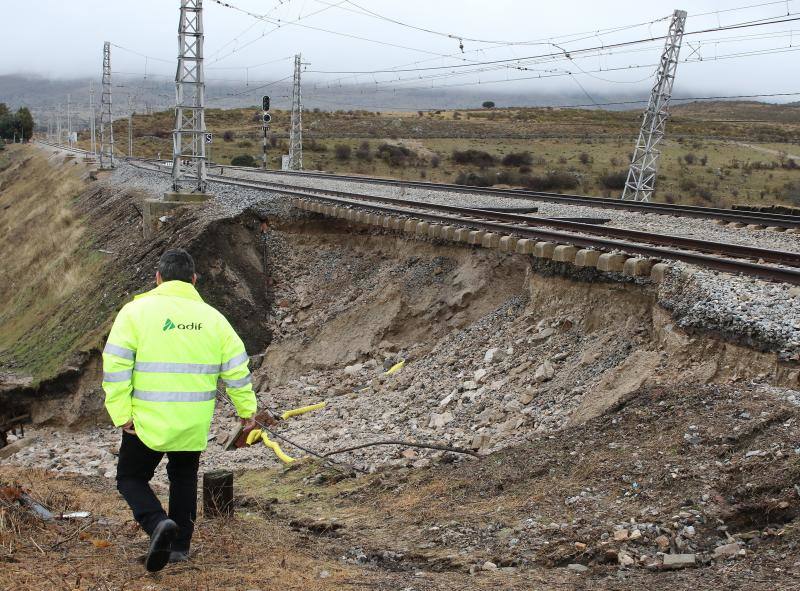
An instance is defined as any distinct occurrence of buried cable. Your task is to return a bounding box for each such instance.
[324,440,479,458]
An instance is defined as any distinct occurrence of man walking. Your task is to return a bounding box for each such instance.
[102,249,258,572]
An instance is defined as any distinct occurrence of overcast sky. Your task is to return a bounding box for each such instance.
[1,0,799,102]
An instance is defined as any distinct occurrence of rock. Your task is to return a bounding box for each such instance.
[474,368,488,383]
[344,363,363,376]
[499,416,524,433]
[462,380,478,391]
[363,359,378,370]
[629,529,642,541]
[518,390,535,405]
[484,348,506,364]
[470,434,491,451]
[439,392,455,408]
[662,554,696,569]
[655,535,670,551]
[613,529,629,541]
[534,361,555,383]
[618,551,635,567]
[482,561,498,572]
[401,449,418,460]
[713,543,740,559]
[530,327,555,342]
[428,412,454,428]
[567,563,588,573]
[574,542,587,551]
[552,352,569,362]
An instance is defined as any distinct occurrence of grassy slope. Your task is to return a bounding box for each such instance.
[80,101,800,208]
[0,147,110,382]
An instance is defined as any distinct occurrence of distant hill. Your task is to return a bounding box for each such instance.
[672,100,800,123]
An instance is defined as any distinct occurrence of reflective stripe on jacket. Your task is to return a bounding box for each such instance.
[101,280,257,452]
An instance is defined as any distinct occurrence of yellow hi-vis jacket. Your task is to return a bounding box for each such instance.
[101,280,257,452]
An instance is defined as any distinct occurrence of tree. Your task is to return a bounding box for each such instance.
[0,103,8,117]
[482,101,495,109]
[16,108,34,141]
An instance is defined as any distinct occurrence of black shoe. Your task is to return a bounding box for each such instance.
[169,550,190,563]
[145,519,178,572]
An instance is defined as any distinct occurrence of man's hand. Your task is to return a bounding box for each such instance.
[121,419,136,434]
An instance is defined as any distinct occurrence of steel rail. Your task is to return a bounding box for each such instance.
[202,171,800,268]
[213,163,800,229]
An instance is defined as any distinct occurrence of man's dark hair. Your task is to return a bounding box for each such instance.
[158,249,195,283]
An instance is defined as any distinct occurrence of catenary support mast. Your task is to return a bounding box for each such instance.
[288,54,304,171]
[171,0,208,193]
[99,41,115,170]
[621,9,687,202]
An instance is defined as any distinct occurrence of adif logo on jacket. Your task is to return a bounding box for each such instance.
[162,318,203,331]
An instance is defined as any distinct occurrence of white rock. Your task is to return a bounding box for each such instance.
[462,380,478,391]
[344,363,364,376]
[534,361,555,383]
[428,412,454,428]
[474,368,488,383]
[484,348,506,364]
[482,561,498,572]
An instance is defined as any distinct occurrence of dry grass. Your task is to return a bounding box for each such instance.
[0,147,107,380]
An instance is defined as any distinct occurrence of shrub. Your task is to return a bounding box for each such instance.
[496,170,520,185]
[334,144,351,160]
[355,141,372,161]
[455,171,494,187]
[600,171,628,190]
[700,154,708,166]
[519,165,532,174]
[377,143,415,167]
[231,154,257,167]
[523,171,579,191]
[430,155,441,168]
[578,152,592,165]
[451,149,497,168]
[223,130,235,142]
[482,101,495,109]
[237,140,253,148]
[684,153,696,165]
[501,151,533,166]
[307,139,327,152]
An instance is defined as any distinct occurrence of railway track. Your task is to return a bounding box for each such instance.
[212,163,800,231]
[127,159,800,285]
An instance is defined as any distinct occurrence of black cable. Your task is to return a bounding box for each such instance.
[324,440,479,458]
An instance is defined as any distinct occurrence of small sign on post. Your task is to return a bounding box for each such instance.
[204,132,213,144]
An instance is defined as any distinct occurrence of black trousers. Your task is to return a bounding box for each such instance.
[116,431,200,552]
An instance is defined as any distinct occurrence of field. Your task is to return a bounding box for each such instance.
[77,101,800,208]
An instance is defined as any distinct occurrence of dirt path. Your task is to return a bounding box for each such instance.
[731,141,800,161]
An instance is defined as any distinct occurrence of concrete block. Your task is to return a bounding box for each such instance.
[789,228,800,234]
[428,224,442,239]
[382,216,392,228]
[416,221,430,236]
[650,262,670,284]
[515,239,534,254]
[575,249,601,268]
[597,253,627,272]
[728,222,746,229]
[552,244,578,263]
[533,241,556,259]
[746,224,765,231]
[441,225,455,240]
[623,257,653,277]
[468,230,485,245]
[404,219,417,233]
[482,233,500,248]
[454,228,471,242]
[390,217,403,231]
[766,226,786,232]
[346,209,357,221]
[499,236,518,252]
[369,213,382,225]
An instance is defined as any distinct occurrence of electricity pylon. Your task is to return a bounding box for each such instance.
[288,54,305,170]
[621,9,687,202]
[171,0,209,194]
[99,41,115,170]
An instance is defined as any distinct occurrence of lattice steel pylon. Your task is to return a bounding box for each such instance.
[99,41,115,170]
[171,0,208,193]
[621,9,687,202]
[288,54,304,170]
